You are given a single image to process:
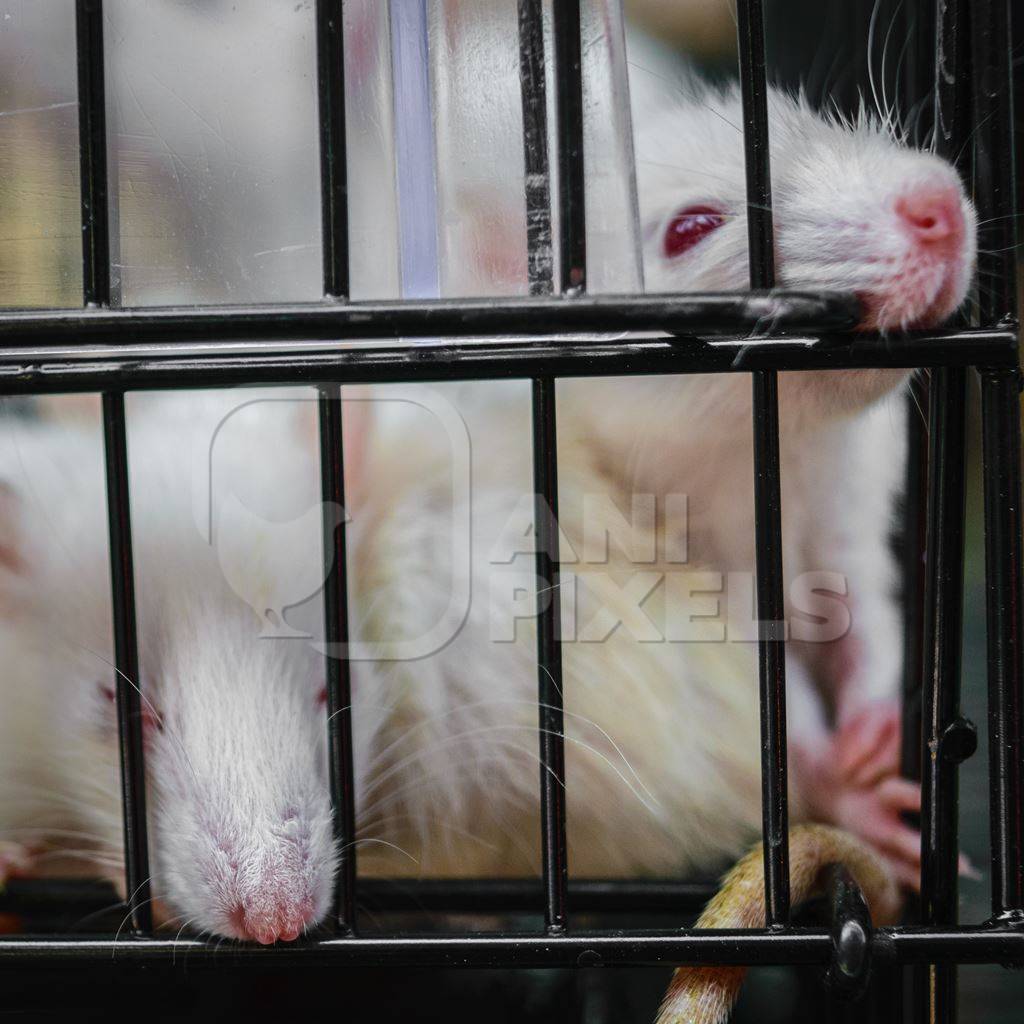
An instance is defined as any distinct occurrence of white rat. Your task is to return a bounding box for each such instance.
[347,82,975,892]
[0,395,339,944]
[0,81,974,962]
[586,82,974,874]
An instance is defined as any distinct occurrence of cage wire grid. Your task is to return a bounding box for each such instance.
[0,3,1020,1023]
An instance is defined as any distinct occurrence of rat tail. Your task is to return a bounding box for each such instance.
[655,824,901,1024]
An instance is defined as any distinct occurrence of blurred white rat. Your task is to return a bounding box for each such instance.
[0,79,974,960]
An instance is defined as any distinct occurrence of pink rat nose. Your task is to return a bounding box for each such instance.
[894,186,964,247]
[229,895,317,945]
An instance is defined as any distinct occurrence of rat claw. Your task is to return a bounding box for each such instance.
[878,777,922,813]
[882,826,923,867]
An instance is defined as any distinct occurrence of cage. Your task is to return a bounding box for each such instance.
[0,1,1020,1022]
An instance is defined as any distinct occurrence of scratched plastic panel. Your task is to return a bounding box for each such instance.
[344,0,400,301]
[424,0,641,298]
[104,0,321,306]
[0,1,81,308]
[427,0,528,298]
[343,0,535,300]
[581,0,643,294]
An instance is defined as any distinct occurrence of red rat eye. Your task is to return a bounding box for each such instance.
[663,205,726,259]
[317,685,328,708]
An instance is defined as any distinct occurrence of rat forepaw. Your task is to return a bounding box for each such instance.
[803,704,926,889]
[834,701,903,788]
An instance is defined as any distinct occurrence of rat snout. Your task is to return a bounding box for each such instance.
[228,884,318,945]
[154,793,338,944]
[220,827,328,944]
[851,172,975,331]
[894,185,965,252]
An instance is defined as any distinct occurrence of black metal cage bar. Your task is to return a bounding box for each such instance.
[76,0,154,936]
[553,0,585,295]
[521,0,572,934]
[0,326,1013,392]
[980,368,1024,919]
[75,0,109,309]
[315,0,349,302]
[1,922,1022,967]
[736,0,791,928]
[314,0,359,936]
[100,392,153,936]
[318,383,358,934]
[0,2,1019,1015]
[973,0,1024,924]
[917,1,974,1020]
[918,360,968,1022]
[0,290,863,347]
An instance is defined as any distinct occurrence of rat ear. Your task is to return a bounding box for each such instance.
[0,481,27,576]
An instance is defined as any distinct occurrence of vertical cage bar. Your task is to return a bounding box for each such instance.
[900,9,937,1019]
[980,369,1024,918]
[736,0,790,926]
[917,368,968,1022]
[517,0,554,298]
[971,0,1018,327]
[101,393,153,935]
[75,0,109,308]
[520,0,569,933]
[973,0,1023,919]
[915,3,973,1020]
[900,380,928,790]
[315,0,357,934]
[553,0,585,294]
[531,375,569,933]
[316,0,349,300]
[898,0,939,791]
[736,0,776,289]
[77,0,153,934]
[317,385,358,935]
[904,383,931,1024]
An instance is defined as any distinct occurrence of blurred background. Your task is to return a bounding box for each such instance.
[0,0,1021,1021]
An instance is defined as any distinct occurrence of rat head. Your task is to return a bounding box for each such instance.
[0,409,342,944]
[639,87,977,332]
[52,582,339,944]
[139,597,337,943]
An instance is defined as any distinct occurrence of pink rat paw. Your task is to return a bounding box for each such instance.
[834,701,903,787]
[803,702,924,889]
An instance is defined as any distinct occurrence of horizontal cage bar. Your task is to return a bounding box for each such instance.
[0,329,1012,396]
[0,876,719,917]
[0,293,859,345]
[0,925,1021,969]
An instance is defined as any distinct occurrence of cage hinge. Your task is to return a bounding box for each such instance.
[822,863,873,1001]
[939,716,978,763]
